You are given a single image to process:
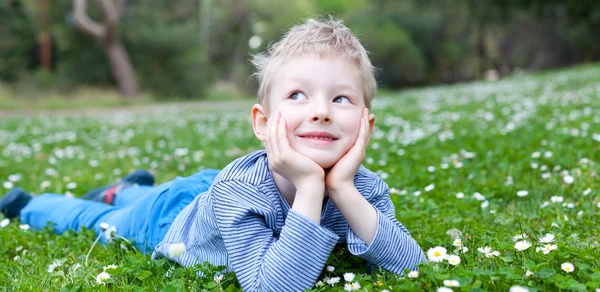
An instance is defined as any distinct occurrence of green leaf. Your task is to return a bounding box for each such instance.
[536,268,556,280]
[135,270,153,281]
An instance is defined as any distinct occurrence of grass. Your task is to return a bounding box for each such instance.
[0,81,255,112]
[1,63,600,291]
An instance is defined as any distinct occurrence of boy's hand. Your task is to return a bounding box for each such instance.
[265,111,325,189]
[325,108,371,194]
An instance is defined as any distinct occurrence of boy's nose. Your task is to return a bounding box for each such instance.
[310,106,332,123]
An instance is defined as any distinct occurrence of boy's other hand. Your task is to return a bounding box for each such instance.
[265,111,325,189]
[325,108,371,194]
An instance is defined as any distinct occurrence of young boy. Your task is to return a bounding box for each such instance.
[1,17,426,291]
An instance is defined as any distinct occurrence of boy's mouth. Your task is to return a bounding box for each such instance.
[298,132,338,140]
[298,132,339,144]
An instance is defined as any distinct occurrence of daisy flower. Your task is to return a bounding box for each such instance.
[326,265,335,272]
[443,279,460,287]
[47,260,63,273]
[446,255,461,266]
[510,285,529,292]
[0,218,9,228]
[168,243,186,257]
[214,274,224,284]
[539,244,558,254]
[561,262,574,273]
[514,240,532,251]
[427,246,447,262]
[516,190,528,197]
[538,233,555,243]
[96,271,111,285]
[563,175,574,184]
[452,238,462,247]
[438,288,453,292]
[343,272,355,282]
[425,183,435,192]
[408,271,419,278]
[473,192,486,201]
[344,282,361,291]
[512,233,529,241]
[326,277,340,286]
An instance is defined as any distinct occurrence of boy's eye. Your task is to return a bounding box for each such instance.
[333,96,350,104]
[290,92,307,100]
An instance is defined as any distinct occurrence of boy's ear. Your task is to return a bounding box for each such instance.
[367,113,376,140]
[251,104,268,142]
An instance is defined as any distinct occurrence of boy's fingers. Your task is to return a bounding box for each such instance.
[265,112,272,149]
[270,113,280,157]
[267,112,278,157]
[277,117,289,153]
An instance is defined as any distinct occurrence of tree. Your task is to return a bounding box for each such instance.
[73,0,139,98]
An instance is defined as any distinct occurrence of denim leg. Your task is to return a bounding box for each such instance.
[113,185,156,207]
[20,194,115,235]
[19,169,220,254]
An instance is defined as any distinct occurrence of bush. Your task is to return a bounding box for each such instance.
[0,1,36,82]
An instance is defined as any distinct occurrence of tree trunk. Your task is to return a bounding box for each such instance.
[104,39,139,98]
[73,0,139,98]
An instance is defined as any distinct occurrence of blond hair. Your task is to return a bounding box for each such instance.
[251,17,377,108]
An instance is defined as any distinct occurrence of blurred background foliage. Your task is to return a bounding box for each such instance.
[1,0,599,100]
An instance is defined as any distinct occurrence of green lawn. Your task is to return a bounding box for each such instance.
[1,64,599,291]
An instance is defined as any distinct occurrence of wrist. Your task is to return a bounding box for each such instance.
[294,176,325,191]
[327,183,356,200]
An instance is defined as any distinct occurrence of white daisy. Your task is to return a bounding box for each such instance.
[0,218,9,228]
[446,255,461,266]
[563,175,574,184]
[344,282,361,291]
[516,190,528,197]
[473,192,486,201]
[510,285,529,292]
[326,265,335,272]
[551,196,563,203]
[456,192,464,199]
[512,233,529,241]
[443,279,460,287]
[538,233,555,243]
[481,201,489,208]
[582,188,592,196]
[561,262,574,273]
[326,277,340,286]
[214,274,224,284]
[343,272,355,282]
[540,244,558,254]
[407,271,419,278]
[477,246,492,254]
[452,238,462,247]
[96,271,111,285]
[168,243,186,257]
[425,183,435,192]
[47,260,63,273]
[437,287,453,292]
[427,246,447,263]
[514,240,532,251]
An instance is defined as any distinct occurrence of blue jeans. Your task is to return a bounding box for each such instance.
[20,169,220,254]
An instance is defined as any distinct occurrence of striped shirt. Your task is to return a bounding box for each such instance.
[153,150,426,291]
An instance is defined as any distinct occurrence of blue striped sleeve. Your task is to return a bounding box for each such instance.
[347,178,427,273]
[212,180,339,292]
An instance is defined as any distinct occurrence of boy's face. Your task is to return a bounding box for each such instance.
[252,54,375,169]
